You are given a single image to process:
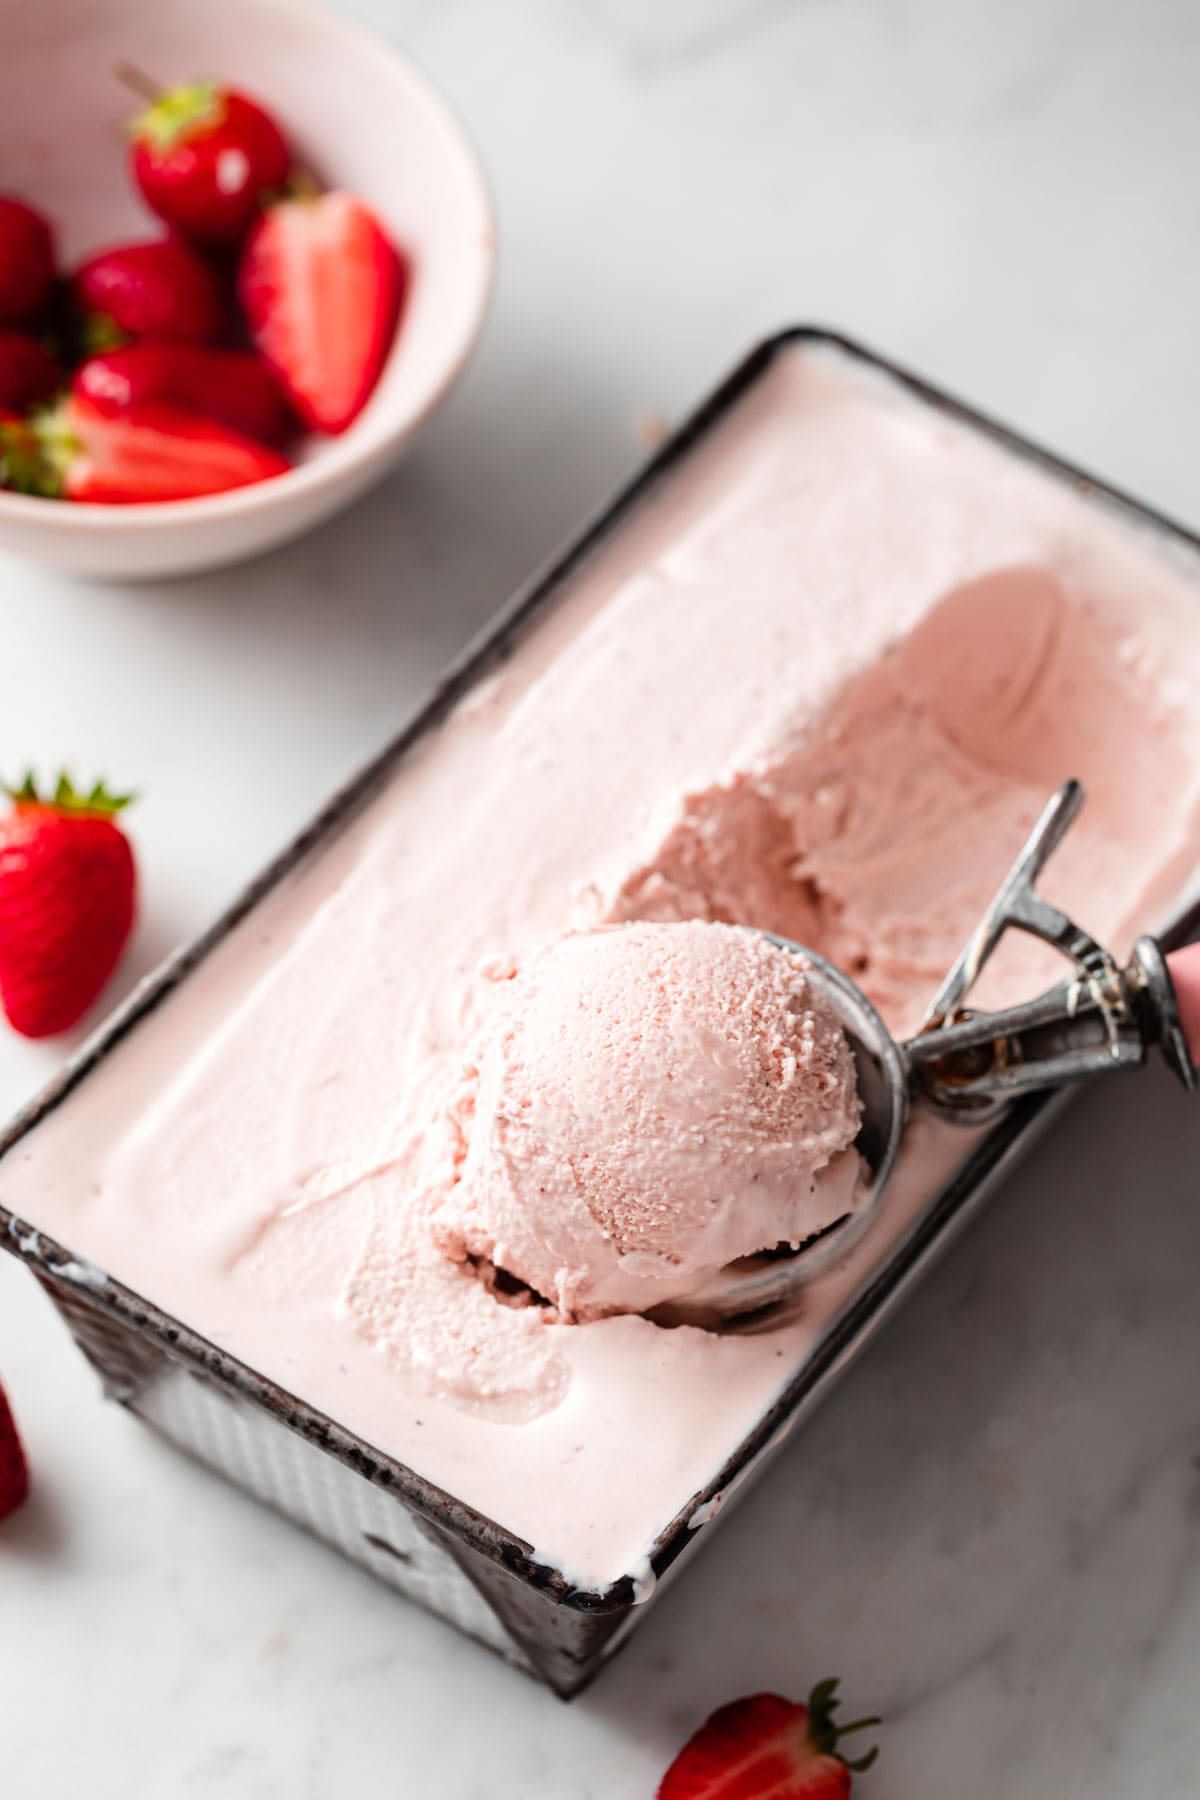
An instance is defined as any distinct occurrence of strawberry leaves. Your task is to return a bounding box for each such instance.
[5,770,136,816]
[804,1678,881,1774]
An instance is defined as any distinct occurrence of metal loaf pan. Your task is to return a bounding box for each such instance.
[3,328,1199,1698]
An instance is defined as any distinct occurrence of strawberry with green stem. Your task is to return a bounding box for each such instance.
[0,392,289,503]
[120,64,292,249]
[0,773,138,1039]
[657,1679,880,1799]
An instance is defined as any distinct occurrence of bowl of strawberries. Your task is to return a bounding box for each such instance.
[0,0,493,578]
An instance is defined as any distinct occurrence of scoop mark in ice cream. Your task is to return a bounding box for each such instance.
[606,563,1192,1034]
[429,922,864,1321]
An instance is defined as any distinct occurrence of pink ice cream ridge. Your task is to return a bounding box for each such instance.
[431,922,863,1320]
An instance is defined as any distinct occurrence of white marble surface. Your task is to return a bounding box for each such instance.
[3,0,1200,1793]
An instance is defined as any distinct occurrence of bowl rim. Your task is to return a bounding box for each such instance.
[0,0,495,533]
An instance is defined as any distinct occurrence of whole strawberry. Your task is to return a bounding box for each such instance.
[239,188,405,434]
[123,69,291,248]
[657,1680,879,1799]
[0,773,137,1038]
[75,345,293,446]
[0,196,56,327]
[0,332,61,412]
[72,239,222,349]
[0,1377,29,1522]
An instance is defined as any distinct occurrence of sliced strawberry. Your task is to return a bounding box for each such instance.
[124,73,292,248]
[0,1379,29,1520]
[74,345,293,446]
[0,197,56,326]
[72,239,223,348]
[2,394,289,503]
[239,189,406,434]
[0,331,62,411]
[657,1682,880,1800]
[56,392,289,503]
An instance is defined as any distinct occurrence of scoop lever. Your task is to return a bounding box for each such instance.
[905,781,1197,1112]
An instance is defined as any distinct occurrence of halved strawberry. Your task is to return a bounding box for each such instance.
[0,1377,29,1520]
[74,345,293,446]
[4,392,289,504]
[657,1681,880,1799]
[238,189,406,434]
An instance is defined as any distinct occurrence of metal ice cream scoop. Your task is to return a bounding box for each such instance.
[671,780,1200,1327]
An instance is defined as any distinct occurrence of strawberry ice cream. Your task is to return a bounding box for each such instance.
[5,339,1200,1591]
[431,922,863,1320]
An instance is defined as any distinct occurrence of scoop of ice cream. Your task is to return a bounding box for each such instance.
[431,920,863,1320]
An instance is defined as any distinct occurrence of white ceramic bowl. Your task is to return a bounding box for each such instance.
[0,0,493,579]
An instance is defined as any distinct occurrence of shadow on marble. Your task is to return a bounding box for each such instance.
[3,1474,68,1561]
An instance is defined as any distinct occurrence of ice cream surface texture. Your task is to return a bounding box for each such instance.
[5,339,1200,1587]
[431,922,863,1320]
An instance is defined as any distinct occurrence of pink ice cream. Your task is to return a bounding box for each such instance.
[605,558,1191,1033]
[5,341,1200,1589]
[431,922,863,1319]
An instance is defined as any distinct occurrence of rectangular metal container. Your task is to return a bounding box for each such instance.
[3,328,1199,1698]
